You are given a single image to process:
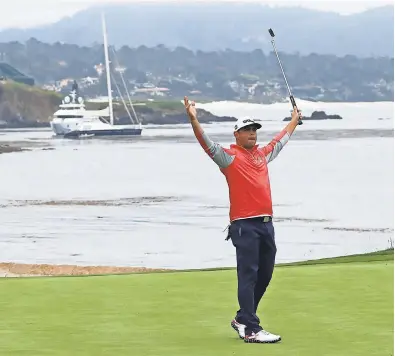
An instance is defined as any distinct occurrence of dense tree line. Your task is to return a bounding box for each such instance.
[0,38,393,102]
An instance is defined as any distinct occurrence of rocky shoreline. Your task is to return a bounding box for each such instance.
[0,141,56,155]
[0,81,238,128]
[0,143,29,154]
[117,107,236,126]
[0,109,236,128]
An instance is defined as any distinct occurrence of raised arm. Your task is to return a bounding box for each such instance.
[261,107,302,163]
[184,96,234,169]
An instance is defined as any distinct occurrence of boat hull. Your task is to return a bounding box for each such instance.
[63,127,142,138]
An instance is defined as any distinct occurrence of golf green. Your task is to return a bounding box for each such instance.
[0,250,393,355]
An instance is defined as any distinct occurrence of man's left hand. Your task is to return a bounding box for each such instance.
[284,107,302,136]
[291,107,302,123]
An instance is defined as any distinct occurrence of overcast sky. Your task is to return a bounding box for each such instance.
[0,0,393,30]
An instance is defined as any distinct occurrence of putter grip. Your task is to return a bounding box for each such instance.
[290,95,303,125]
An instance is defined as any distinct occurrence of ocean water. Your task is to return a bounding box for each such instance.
[0,100,393,269]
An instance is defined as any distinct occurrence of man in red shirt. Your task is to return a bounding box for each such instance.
[184,96,301,344]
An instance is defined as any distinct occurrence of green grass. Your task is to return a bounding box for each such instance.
[95,99,185,113]
[127,99,213,111]
[0,250,393,356]
[87,98,215,113]
[279,248,394,267]
[2,80,61,99]
[136,99,184,111]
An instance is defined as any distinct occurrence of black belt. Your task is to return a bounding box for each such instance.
[225,216,272,241]
[230,216,273,224]
[246,216,272,223]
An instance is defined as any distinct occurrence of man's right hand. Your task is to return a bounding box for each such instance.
[184,96,197,121]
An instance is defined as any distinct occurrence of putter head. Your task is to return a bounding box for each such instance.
[268,28,275,37]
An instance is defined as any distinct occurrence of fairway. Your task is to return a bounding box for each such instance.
[0,250,393,356]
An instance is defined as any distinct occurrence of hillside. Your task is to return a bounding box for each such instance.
[0,3,393,57]
[0,62,35,86]
[0,81,61,127]
[0,40,392,103]
[0,81,235,128]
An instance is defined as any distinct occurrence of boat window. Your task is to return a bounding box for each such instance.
[56,115,84,118]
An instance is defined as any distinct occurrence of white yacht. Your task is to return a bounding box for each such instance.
[50,13,142,139]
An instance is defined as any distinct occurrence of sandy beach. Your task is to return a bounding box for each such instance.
[0,262,171,278]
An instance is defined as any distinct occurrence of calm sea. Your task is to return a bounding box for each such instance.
[0,99,393,269]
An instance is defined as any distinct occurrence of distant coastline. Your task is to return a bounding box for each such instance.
[0,81,393,129]
[0,81,237,128]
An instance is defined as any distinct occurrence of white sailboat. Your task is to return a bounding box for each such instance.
[50,12,142,138]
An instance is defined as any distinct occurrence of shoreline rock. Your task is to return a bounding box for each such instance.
[283,110,343,121]
[117,107,236,125]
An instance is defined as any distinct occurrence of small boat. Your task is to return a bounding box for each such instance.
[50,13,142,138]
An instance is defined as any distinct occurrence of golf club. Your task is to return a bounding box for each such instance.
[268,28,303,125]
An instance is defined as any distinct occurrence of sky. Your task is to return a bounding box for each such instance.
[0,0,393,30]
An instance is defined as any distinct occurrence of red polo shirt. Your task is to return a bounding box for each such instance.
[196,129,290,222]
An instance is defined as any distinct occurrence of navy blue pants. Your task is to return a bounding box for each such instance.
[229,217,277,335]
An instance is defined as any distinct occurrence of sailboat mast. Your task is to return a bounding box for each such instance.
[101,12,114,126]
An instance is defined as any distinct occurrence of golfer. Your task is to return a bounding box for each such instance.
[184,96,301,344]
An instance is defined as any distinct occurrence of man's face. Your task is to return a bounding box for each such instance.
[234,124,259,149]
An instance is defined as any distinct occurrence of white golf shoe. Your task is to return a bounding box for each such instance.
[244,329,282,343]
[230,319,246,339]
